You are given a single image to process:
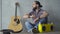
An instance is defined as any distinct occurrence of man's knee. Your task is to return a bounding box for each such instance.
[25,21,30,25]
[39,18,47,24]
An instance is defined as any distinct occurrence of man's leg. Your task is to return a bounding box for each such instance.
[35,18,47,28]
[25,21,34,32]
[31,18,47,33]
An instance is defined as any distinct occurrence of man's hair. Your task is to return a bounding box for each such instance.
[34,1,42,7]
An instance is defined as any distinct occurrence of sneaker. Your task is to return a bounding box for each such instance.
[32,28,39,33]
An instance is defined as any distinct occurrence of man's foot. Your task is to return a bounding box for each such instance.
[32,28,39,33]
[28,29,33,32]
[28,28,39,33]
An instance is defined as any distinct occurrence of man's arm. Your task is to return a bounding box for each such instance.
[23,14,36,19]
[23,14,30,19]
[23,11,35,19]
[33,11,48,22]
[39,11,48,18]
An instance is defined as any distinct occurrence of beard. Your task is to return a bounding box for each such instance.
[33,7,37,11]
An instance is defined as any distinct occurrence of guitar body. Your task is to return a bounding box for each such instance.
[8,16,23,33]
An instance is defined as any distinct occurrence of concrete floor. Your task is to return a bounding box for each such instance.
[0,31,60,34]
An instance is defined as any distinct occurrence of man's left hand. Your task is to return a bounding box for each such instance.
[33,18,39,23]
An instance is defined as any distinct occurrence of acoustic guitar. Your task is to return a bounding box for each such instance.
[8,2,23,33]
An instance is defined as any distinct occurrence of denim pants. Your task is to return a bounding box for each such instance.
[25,18,47,32]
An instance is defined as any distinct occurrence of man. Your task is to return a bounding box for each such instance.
[23,1,48,32]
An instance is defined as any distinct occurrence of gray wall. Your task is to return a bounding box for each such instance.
[0,0,2,30]
[1,0,60,31]
[38,0,60,31]
[45,0,60,31]
[2,0,34,29]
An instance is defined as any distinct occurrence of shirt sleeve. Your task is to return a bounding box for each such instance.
[29,11,34,16]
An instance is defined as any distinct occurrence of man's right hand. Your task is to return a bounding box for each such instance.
[30,15,36,18]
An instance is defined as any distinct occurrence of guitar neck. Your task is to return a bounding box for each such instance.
[15,4,17,19]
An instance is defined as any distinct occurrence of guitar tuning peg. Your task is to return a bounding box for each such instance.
[15,2,19,5]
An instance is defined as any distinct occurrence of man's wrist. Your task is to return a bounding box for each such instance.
[28,15,32,18]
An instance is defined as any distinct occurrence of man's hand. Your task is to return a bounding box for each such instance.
[30,15,35,18]
[33,18,39,23]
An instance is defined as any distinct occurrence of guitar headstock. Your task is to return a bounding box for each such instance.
[15,2,19,6]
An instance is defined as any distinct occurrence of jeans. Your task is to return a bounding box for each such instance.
[25,18,47,32]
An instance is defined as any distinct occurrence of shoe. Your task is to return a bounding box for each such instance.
[32,28,39,33]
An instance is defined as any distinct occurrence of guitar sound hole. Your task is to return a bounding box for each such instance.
[17,19,20,24]
[14,19,20,24]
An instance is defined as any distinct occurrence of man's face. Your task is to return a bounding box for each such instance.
[32,2,37,9]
